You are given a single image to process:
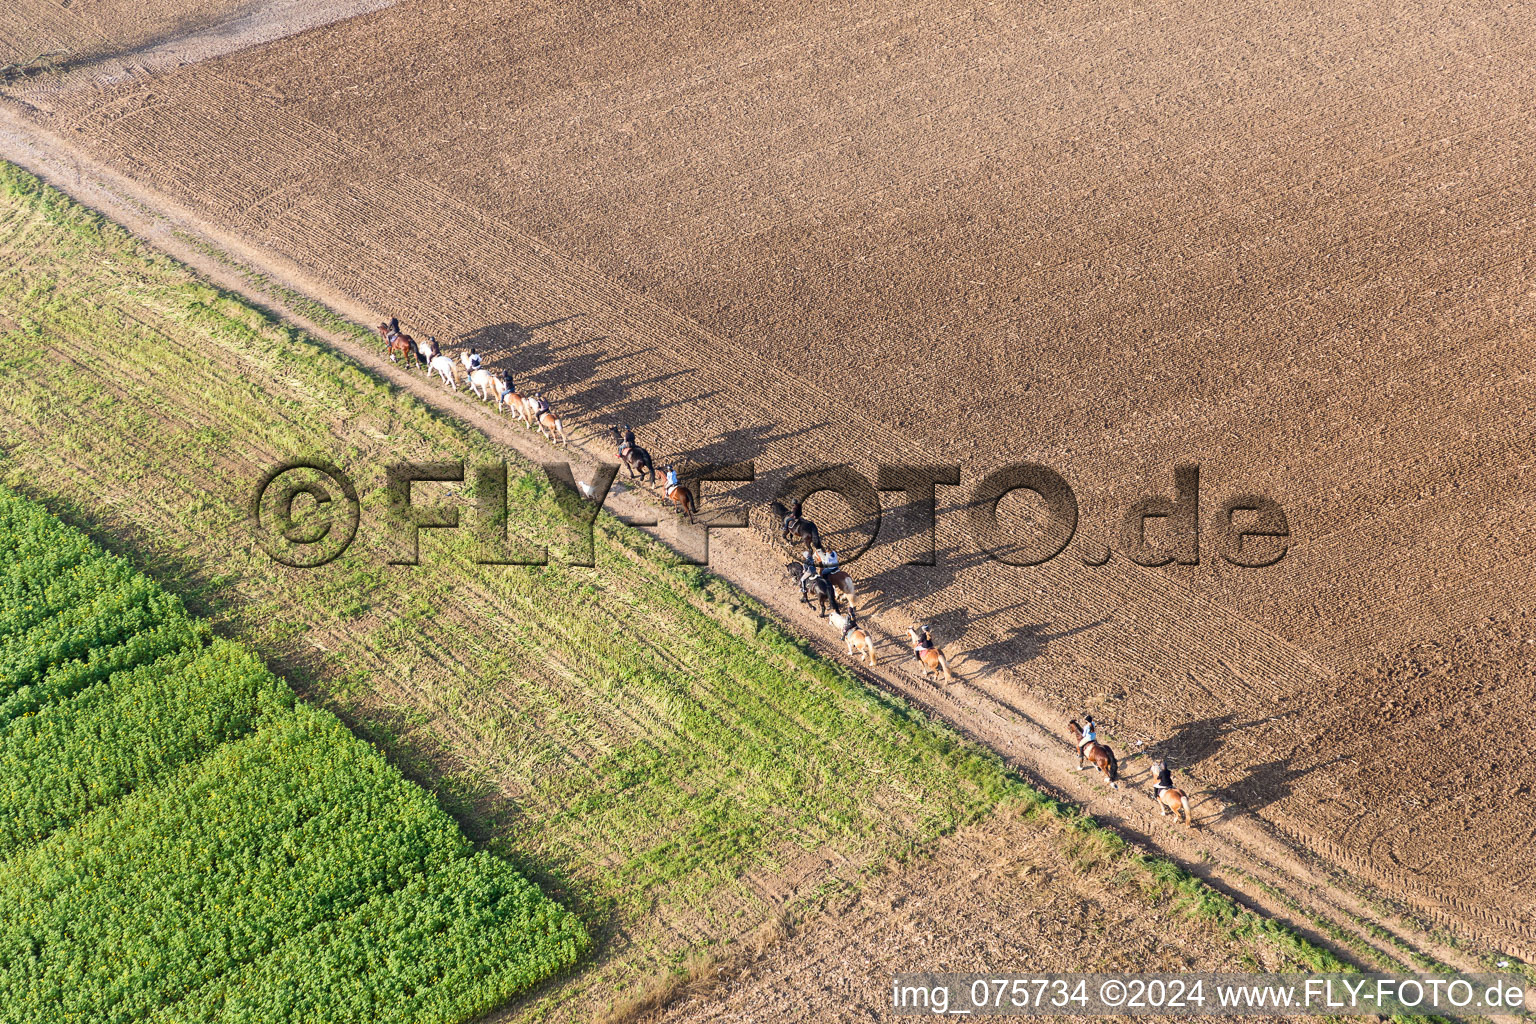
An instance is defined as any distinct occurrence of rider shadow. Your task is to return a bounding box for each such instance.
[461,315,585,357]
[678,422,828,471]
[559,368,699,426]
[961,618,1109,677]
[1152,713,1240,766]
[1204,753,1346,819]
[853,542,994,617]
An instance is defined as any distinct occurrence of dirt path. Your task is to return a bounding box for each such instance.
[0,107,1514,982]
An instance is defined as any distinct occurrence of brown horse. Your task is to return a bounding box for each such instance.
[377,322,421,368]
[906,626,953,682]
[1067,720,1119,787]
[611,426,655,483]
[1151,760,1194,827]
[830,607,876,665]
[667,481,697,523]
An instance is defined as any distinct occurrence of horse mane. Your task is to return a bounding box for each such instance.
[770,500,789,518]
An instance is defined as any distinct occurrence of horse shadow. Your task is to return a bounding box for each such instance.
[1201,753,1347,820]
[961,618,1109,677]
[852,542,994,619]
[460,316,585,357]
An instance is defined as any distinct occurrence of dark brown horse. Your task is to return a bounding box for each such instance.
[787,562,840,617]
[612,426,655,483]
[1067,720,1119,787]
[769,499,821,553]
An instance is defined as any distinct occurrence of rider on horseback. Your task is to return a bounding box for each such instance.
[1079,715,1098,755]
[387,316,400,339]
[466,347,482,371]
[664,464,680,493]
[911,624,934,661]
[618,424,635,458]
[783,498,805,534]
[1152,760,1174,800]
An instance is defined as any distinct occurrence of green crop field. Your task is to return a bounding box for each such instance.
[0,161,1028,1016]
[0,485,587,1024]
[0,162,1348,1021]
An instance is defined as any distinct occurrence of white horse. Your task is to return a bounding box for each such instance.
[427,354,458,390]
[467,367,496,401]
[459,349,483,375]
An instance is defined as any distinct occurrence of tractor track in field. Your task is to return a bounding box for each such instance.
[0,107,1516,982]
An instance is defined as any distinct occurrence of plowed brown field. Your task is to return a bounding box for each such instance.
[3,0,1533,970]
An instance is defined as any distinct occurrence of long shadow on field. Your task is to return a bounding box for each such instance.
[1205,754,1347,819]
[853,542,994,618]
[1154,713,1239,766]
[962,618,1109,676]
[461,316,585,357]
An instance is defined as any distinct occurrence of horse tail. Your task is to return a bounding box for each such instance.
[1104,748,1119,783]
[1180,793,1193,825]
[938,653,953,682]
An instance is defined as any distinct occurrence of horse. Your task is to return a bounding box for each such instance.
[467,366,497,401]
[906,626,953,682]
[1067,719,1119,788]
[427,353,458,390]
[377,323,422,369]
[787,561,840,617]
[527,393,567,445]
[1151,760,1193,827]
[611,425,655,483]
[829,606,876,665]
[419,335,442,363]
[492,372,532,423]
[667,478,698,523]
[824,568,856,609]
[769,499,821,553]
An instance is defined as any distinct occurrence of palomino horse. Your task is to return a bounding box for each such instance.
[612,426,655,483]
[1151,760,1193,827]
[906,626,953,682]
[786,562,839,617]
[667,478,697,523]
[824,568,856,609]
[769,499,821,553]
[1067,720,1119,787]
[427,353,458,390]
[526,394,567,445]
[493,372,533,423]
[829,606,876,665]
